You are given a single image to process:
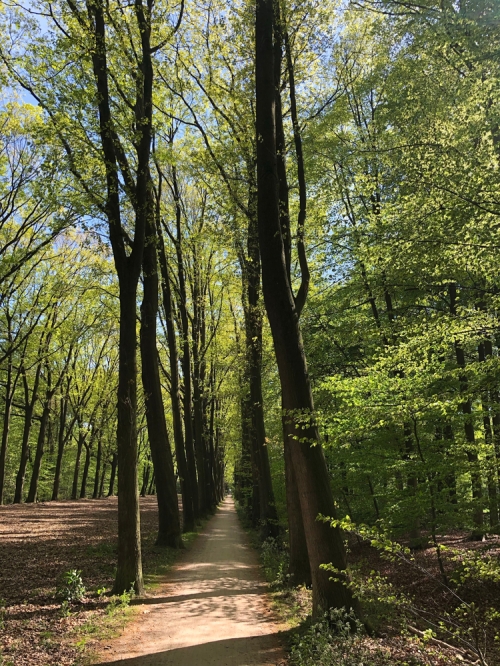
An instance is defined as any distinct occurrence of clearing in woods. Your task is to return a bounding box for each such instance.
[94,497,285,665]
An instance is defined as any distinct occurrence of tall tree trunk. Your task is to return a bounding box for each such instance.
[93,433,102,499]
[478,338,499,529]
[191,256,210,516]
[108,452,118,496]
[215,408,225,502]
[80,441,91,499]
[242,392,259,521]
[0,355,16,504]
[85,0,153,595]
[114,279,144,593]
[141,461,151,497]
[246,212,279,539]
[171,167,200,519]
[255,0,360,616]
[99,462,107,498]
[14,365,41,503]
[52,394,69,501]
[140,212,182,548]
[192,352,209,515]
[208,385,217,509]
[272,20,310,568]
[148,472,156,495]
[403,424,422,548]
[284,437,312,585]
[26,399,51,503]
[72,432,84,500]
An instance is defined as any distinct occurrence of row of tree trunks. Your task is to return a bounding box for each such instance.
[159,160,227,523]
[170,166,201,521]
[155,175,196,532]
[449,283,484,538]
[244,209,279,539]
[140,202,182,548]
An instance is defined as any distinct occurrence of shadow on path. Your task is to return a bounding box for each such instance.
[130,587,263,606]
[94,635,284,665]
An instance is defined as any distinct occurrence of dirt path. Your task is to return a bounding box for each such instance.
[95,498,286,665]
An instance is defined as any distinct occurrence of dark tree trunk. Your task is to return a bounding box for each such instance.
[93,434,102,499]
[0,356,16,505]
[272,17,311,564]
[72,432,85,500]
[80,442,91,499]
[403,424,422,548]
[449,283,483,537]
[207,374,218,509]
[192,354,209,515]
[246,212,279,539]
[140,212,182,548]
[99,462,107,498]
[108,452,118,496]
[14,366,41,503]
[367,476,380,520]
[114,279,144,592]
[171,168,200,519]
[52,394,69,501]
[284,436,312,585]
[232,294,260,526]
[255,0,360,617]
[191,257,210,516]
[241,392,259,521]
[478,339,499,529]
[140,462,151,497]
[26,399,51,503]
[85,0,156,594]
[215,413,225,502]
[492,399,500,508]
[47,412,55,456]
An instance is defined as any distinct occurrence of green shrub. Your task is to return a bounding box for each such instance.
[290,607,376,666]
[57,569,86,603]
[261,536,290,588]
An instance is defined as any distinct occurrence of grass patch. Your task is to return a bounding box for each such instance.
[143,530,199,592]
[85,542,117,559]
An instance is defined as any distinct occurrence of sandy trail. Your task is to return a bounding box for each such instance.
[95,498,285,665]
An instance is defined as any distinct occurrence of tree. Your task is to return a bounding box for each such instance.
[255,0,360,617]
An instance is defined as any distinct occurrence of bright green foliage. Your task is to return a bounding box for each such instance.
[300,0,500,539]
[57,569,86,603]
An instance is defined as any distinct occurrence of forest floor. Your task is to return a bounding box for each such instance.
[269,528,500,666]
[0,496,185,666]
[349,529,500,665]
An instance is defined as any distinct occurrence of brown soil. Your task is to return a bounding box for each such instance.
[347,530,500,665]
[0,496,165,666]
[94,498,285,665]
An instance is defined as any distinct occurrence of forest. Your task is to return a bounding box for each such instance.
[0,0,499,664]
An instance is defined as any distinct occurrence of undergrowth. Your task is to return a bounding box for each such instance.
[289,608,388,666]
[246,508,500,666]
